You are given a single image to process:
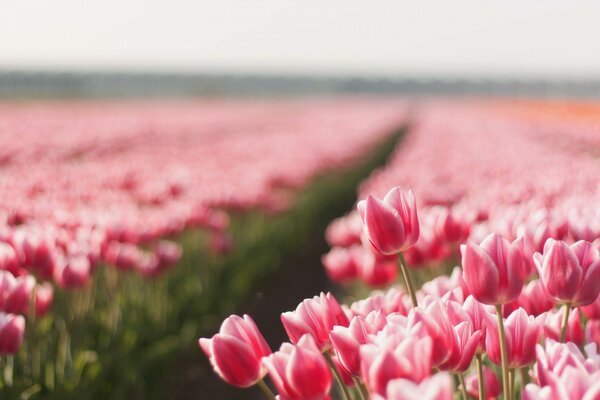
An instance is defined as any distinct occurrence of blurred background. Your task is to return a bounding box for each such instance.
[2,0,600,98]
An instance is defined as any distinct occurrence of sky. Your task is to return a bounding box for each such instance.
[1,0,599,79]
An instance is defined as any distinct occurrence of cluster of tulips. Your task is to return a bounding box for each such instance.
[0,99,407,359]
[325,101,600,287]
[201,185,600,399]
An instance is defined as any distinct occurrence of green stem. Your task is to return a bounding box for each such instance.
[520,367,529,387]
[257,379,276,400]
[325,352,352,400]
[398,253,418,308]
[495,305,510,400]
[3,355,13,387]
[476,353,486,400]
[560,304,571,343]
[458,372,468,400]
[354,377,369,400]
[508,369,515,400]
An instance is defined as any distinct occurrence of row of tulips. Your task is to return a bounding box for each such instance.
[201,185,600,399]
[0,99,408,361]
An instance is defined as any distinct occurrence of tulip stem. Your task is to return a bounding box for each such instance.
[559,303,571,343]
[508,369,515,400]
[354,377,369,400]
[398,253,418,308]
[495,304,511,400]
[325,352,352,400]
[458,372,468,400]
[476,353,486,400]
[257,379,276,400]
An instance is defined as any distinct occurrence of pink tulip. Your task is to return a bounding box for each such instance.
[350,287,409,318]
[321,246,359,283]
[407,302,456,366]
[582,292,600,320]
[461,233,527,305]
[330,315,375,376]
[357,187,419,255]
[262,335,332,400]
[34,282,53,317]
[54,255,91,288]
[534,239,600,306]
[385,372,454,400]
[281,292,349,351]
[4,275,35,315]
[199,314,271,388]
[503,279,554,317]
[465,366,501,400]
[541,308,584,346]
[485,308,541,369]
[152,240,182,270]
[360,335,432,396]
[0,312,25,354]
[325,212,363,248]
[438,320,482,372]
[356,249,398,287]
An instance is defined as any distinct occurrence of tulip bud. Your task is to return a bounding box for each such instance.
[199,314,271,388]
[357,187,419,255]
[534,239,600,306]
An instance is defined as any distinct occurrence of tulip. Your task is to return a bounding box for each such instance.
[360,335,432,397]
[54,255,91,288]
[350,287,409,318]
[461,233,527,305]
[34,282,53,317]
[407,302,458,367]
[534,239,600,307]
[465,366,501,400]
[0,312,25,354]
[281,292,349,351]
[541,308,583,346]
[262,335,331,400]
[503,279,554,318]
[357,187,419,256]
[330,316,374,376]
[485,308,541,369]
[321,246,359,283]
[199,314,271,388]
[385,372,454,400]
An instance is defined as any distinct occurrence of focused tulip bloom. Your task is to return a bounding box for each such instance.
[407,302,458,367]
[262,335,331,400]
[199,314,271,388]
[525,340,600,400]
[385,372,454,400]
[281,292,349,351]
[465,366,501,400]
[485,308,541,369]
[0,312,25,354]
[360,335,433,397]
[357,187,419,255]
[330,315,375,376]
[461,233,527,305]
[534,239,600,306]
[437,321,482,373]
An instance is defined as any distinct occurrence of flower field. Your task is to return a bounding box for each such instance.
[0,98,408,398]
[2,96,600,399]
[203,99,600,400]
